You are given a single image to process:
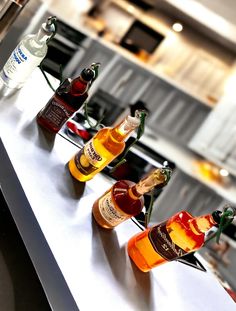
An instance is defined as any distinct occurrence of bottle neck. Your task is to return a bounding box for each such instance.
[110,115,140,143]
[32,28,52,47]
[128,186,142,200]
[188,214,217,235]
[70,76,90,96]
[129,167,171,198]
[34,17,56,46]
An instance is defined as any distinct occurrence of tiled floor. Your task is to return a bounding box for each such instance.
[0,192,51,311]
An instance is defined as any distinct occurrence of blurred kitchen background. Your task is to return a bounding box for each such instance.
[1,0,236,302]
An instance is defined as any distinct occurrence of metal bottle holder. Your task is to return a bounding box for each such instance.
[176,253,206,272]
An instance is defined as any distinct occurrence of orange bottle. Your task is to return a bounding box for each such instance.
[127,210,222,272]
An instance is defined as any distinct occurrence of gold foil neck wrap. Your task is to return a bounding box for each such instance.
[135,167,172,195]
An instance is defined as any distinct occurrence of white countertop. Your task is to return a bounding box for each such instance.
[0,70,235,310]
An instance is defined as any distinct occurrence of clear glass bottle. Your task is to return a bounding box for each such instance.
[36,65,96,133]
[0,15,56,92]
[92,167,172,229]
[127,210,223,272]
[68,110,142,182]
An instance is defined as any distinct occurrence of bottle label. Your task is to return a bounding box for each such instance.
[40,98,74,129]
[84,140,102,166]
[3,43,42,83]
[98,191,127,226]
[148,221,187,261]
[74,141,102,176]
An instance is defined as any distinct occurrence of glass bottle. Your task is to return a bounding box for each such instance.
[36,65,96,133]
[92,167,172,229]
[68,110,142,182]
[127,210,222,272]
[0,15,56,92]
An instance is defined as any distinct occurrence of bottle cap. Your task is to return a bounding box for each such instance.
[126,109,144,128]
[160,166,172,186]
[211,205,236,243]
[81,68,95,82]
[212,205,236,224]
[90,62,101,81]
[212,210,222,225]
[42,16,57,36]
[130,100,149,117]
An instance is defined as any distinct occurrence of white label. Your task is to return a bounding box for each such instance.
[98,191,127,226]
[3,43,42,83]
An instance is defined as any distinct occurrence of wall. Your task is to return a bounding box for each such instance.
[92,0,236,105]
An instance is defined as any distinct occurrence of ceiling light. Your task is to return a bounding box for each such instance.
[172,22,183,32]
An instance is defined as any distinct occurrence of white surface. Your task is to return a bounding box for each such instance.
[0,70,235,310]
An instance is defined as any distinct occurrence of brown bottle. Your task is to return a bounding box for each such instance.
[36,66,95,133]
[92,167,172,229]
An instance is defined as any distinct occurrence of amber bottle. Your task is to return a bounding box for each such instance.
[36,66,95,133]
[127,210,222,272]
[68,110,142,182]
[92,167,172,229]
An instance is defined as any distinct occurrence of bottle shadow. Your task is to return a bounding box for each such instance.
[35,124,56,152]
[64,163,86,198]
[19,119,56,152]
[51,162,86,202]
[91,218,154,310]
[21,120,86,204]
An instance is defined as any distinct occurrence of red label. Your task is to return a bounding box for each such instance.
[148,221,187,261]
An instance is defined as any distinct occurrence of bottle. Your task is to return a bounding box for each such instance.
[0,0,29,43]
[92,167,172,229]
[127,210,223,272]
[0,15,56,93]
[68,110,142,182]
[36,64,97,133]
